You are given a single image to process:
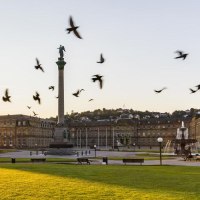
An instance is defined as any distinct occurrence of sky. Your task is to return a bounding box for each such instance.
[1,0,200,118]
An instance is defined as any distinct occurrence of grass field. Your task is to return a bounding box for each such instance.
[0,164,199,200]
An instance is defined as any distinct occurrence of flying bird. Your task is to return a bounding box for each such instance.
[2,89,11,102]
[79,89,85,92]
[189,88,197,94]
[49,86,55,91]
[72,89,85,97]
[89,99,94,102]
[33,92,41,104]
[97,54,105,64]
[33,111,38,116]
[195,84,200,91]
[154,87,167,93]
[35,58,44,72]
[73,90,80,97]
[27,106,31,109]
[72,89,84,97]
[66,16,82,39]
[92,74,103,89]
[174,51,188,60]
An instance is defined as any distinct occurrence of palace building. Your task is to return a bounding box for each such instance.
[0,114,199,149]
[0,115,55,148]
[68,116,195,149]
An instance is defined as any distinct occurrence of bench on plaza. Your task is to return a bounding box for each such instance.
[123,158,144,165]
[196,156,200,161]
[31,158,46,162]
[184,154,193,161]
[77,158,91,165]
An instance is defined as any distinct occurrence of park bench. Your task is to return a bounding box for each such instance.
[31,158,46,162]
[196,156,200,161]
[184,155,193,161]
[77,158,90,165]
[123,158,144,165]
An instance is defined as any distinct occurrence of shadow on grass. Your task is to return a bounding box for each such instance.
[0,163,200,197]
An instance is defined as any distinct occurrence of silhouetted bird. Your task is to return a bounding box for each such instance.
[79,89,85,92]
[33,111,38,116]
[2,89,11,102]
[49,86,55,91]
[97,54,105,64]
[55,96,59,99]
[154,87,167,93]
[66,16,82,39]
[189,88,197,94]
[92,74,103,89]
[73,90,80,97]
[73,89,85,97]
[195,84,200,90]
[33,92,41,104]
[35,58,44,72]
[174,51,188,60]
[89,99,94,102]
[27,106,31,109]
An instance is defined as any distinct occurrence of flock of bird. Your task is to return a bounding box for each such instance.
[2,16,105,117]
[1,16,199,117]
[67,16,105,100]
[153,50,200,94]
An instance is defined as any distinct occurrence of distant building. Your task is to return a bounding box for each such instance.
[0,115,56,148]
[1,113,200,150]
[120,113,133,119]
[68,116,194,148]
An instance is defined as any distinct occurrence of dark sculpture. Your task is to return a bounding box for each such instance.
[58,45,65,59]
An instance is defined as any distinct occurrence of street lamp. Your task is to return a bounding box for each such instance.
[35,143,38,155]
[94,144,97,157]
[157,137,163,165]
[133,142,136,151]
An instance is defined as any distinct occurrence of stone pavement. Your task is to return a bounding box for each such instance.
[0,149,200,166]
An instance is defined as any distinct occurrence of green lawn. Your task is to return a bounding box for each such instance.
[0,164,199,200]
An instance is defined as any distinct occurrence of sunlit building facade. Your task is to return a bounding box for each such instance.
[68,117,194,148]
[0,115,55,148]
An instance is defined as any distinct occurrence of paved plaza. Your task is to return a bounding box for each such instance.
[0,149,200,166]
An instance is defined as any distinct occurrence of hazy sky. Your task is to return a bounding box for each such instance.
[1,0,200,118]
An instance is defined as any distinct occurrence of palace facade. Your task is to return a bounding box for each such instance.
[68,116,197,149]
[0,114,200,149]
[0,115,55,148]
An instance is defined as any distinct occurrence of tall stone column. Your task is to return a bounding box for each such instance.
[48,46,74,154]
[56,58,66,125]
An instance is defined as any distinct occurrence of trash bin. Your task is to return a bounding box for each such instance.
[11,158,16,163]
[102,157,108,165]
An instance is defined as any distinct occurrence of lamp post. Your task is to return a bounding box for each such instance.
[85,126,88,150]
[94,144,97,157]
[133,142,136,151]
[35,143,38,155]
[157,137,163,165]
